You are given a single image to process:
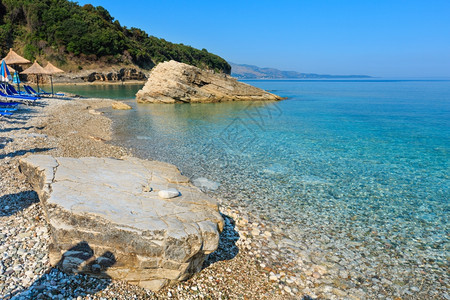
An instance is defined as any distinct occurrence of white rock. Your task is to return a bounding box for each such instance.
[158,188,180,199]
[19,155,224,292]
[251,228,261,236]
[136,60,282,103]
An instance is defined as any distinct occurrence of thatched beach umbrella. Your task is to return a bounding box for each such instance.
[21,61,50,93]
[3,48,31,65]
[3,48,31,92]
[44,62,64,95]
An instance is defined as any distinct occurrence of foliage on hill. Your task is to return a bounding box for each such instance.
[0,0,231,73]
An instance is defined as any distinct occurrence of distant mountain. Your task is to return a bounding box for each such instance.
[230,62,371,79]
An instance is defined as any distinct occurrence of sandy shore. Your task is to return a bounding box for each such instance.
[0,97,301,299]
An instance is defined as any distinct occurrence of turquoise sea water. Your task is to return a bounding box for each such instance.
[48,83,144,100]
[65,80,449,295]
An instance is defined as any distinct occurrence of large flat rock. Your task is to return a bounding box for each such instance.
[136,60,283,103]
[19,155,224,291]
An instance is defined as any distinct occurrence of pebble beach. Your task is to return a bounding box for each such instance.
[1,95,448,299]
[0,97,301,299]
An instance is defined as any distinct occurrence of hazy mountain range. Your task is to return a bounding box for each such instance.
[230,62,371,79]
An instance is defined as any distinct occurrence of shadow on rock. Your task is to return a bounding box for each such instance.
[0,147,53,159]
[9,242,116,299]
[0,190,39,217]
[202,213,240,269]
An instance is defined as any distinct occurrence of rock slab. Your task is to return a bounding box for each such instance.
[111,101,132,110]
[136,60,283,103]
[19,155,224,291]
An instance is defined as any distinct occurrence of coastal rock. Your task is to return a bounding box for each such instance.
[136,60,283,103]
[112,101,132,110]
[19,155,224,291]
[81,68,146,82]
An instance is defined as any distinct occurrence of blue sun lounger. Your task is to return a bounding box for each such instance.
[4,84,37,98]
[38,87,65,96]
[0,101,20,107]
[23,85,47,96]
[6,84,34,97]
[0,107,14,110]
[0,105,16,116]
[0,90,39,104]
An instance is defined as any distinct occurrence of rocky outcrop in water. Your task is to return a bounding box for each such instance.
[136,60,283,103]
[19,155,224,291]
[111,101,132,110]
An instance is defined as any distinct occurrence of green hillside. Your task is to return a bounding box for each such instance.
[0,0,231,73]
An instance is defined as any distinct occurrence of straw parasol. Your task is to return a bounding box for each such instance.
[44,62,64,95]
[21,61,50,93]
[3,48,31,92]
[3,48,31,65]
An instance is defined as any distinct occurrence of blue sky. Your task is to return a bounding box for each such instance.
[77,0,450,77]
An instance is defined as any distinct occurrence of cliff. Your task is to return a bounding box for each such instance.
[136,61,283,104]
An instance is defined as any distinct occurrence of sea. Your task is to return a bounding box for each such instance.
[56,79,449,295]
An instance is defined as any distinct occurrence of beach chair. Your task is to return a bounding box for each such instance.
[38,87,64,96]
[0,101,20,107]
[0,90,39,105]
[0,107,17,112]
[24,85,47,97]
[24,85,44,95]
[7,84,31,96]
[0,105,15,116]
[36,87,51,95]
[23,85,36,95]
[5,84,20,96]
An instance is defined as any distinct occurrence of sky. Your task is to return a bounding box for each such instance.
[76,0,450,77]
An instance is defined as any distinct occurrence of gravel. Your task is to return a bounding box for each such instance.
[1,98,298,299]
[2,97,446,299]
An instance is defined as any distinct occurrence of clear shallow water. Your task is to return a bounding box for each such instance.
[46,83,144,99]
[105,80,449,295]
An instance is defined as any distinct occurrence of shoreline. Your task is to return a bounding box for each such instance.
[2,93,445,299]
[50,80,147,86]
[0,97,300,299]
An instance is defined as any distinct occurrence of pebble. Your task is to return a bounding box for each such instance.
[158,188,180,199]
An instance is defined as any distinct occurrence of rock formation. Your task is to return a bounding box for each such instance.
[81,68,146,82]
[136,60,283,103]
[111,101,132,110]
[19,155,224,291]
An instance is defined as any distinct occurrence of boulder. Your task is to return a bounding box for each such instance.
[136,60,283,103]
[19,155,224,291]
[112,101,132,110]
